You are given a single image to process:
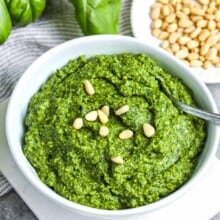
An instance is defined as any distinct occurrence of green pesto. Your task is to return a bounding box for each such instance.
[23,54,206,210]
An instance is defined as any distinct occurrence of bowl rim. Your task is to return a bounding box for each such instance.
[5,35,220,217]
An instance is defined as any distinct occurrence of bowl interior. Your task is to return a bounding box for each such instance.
[6,35,219,217]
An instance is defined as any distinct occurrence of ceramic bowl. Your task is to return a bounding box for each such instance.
[5,35,220,219]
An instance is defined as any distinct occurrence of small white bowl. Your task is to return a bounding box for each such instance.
[5,35,220,219]
[130,0,220,84]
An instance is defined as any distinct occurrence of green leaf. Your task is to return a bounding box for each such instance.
[30,0,46,21]
[71,0,121,35]
[6,0,46,26]
[0,0,12,44]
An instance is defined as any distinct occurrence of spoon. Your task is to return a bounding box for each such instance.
[157,77,220,125]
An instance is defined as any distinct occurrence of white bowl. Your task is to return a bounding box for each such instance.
[130,0,220,84]
[5,35,220,219]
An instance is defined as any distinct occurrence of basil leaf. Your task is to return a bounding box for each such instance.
[71,0,121,35]
[6,0,46,26]
[0,0,12,44]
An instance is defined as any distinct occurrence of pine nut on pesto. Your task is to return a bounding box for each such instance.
[23,54,206,210]
[101,105,110,117]
[97,109,109,124]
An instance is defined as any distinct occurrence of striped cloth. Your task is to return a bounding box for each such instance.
[0,0,132,195]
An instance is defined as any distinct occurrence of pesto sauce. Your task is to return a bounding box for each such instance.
[23,54,206,210]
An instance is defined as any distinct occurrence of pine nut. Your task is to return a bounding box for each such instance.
[167,23,178,33]
[99,126,109,137]
[184,26,195,34]
[115,105,129,116]
[176,11,187,19]
[85,111,98,121]
[206,48,218,61]
[152,20,162,29]
[196,20,208,28]
[101,105,110,117]
[183,7,190,15]
[151,7,161,20]
[200,56,205,62]
[209,2,216,9]
[170,0,178,4]
[191,16,203,23]
[191,8,205,16]
[192,48,199,54]
[171,43,179,52]
[201,43,210,56]
[166,14,176,23]
[207,7,215,15]
[153,3,163,8]
[216,43,220,50]
[188,53,199,60]
[158,32,169,40]
[179,19,193,28]
[210,30,219,36]
[206,36,219,47]
[208,20,216,30]
[159,0,169,3]
[187,40,199,49]
[198,29,210,41]
[190,28,202,39]
[73,117,83,129]
[215,11,220,22]
[202,5,208,12]
[161,22,168,30]
[111,156,124,165]
[175,49,189,59]
[190,60,203,67]
[205,14,214,20]
[162,5,170,16]
[143,123,155,138]
[152,29,161,37]
[177,28,184,34]
[203,61,212,69]
[119,129,133,140]
[188,1,198,7]
[161,40,169,49]
[98,110,109,124]
[179,36,190,45]
[83,80,95,95]
[169,32,180,44]
[212,57,219,64]
[199,0,209,5]
[168,4,174,13]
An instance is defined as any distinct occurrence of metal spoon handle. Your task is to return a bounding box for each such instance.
[179,102,220,125]
[156,77,220,125]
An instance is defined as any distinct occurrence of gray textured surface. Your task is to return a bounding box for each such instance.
[0,84,220,220]
[0,191,36,220]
